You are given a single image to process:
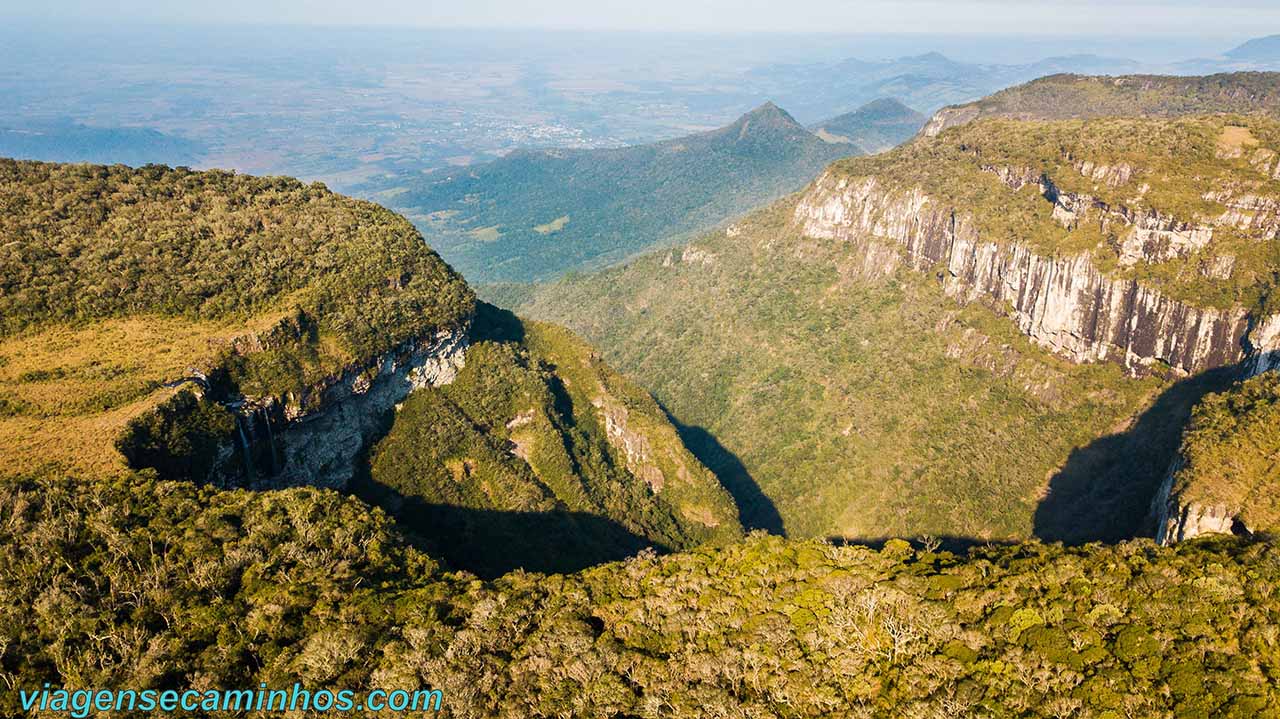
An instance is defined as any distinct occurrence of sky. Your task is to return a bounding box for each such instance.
[4,0,1280,37]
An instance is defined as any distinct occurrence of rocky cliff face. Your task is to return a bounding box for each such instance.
[921,106,980,138]
[793,170,1278,377]
[1149,458,1240,545]
[791,167,1280,545]
[213,321,469,490]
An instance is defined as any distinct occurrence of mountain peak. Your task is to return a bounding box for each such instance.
[809,98,926,153]
[901,51,956,65]
[854,97,923,118]
[745,100,799,121]
[732,101,805,134]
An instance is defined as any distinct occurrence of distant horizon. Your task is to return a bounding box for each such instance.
[0,19,1261,67]
[3,0,1278,39]
[0,16,1258,37]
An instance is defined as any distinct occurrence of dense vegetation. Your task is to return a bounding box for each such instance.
[519,202,1202,542]
[360,304,742,577]
[0,159,473,353]
[4,472,1279,718]
[929,72,1280,134]
[373,102,859,283]
[1169,371,1280,533]
[809,98,926,153]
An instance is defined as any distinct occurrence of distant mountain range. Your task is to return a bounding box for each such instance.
[0,120,203,166]
[1226,34,1280,62]
[808,98,926,153]
[375,102,864,283]
[745,52,1144,121]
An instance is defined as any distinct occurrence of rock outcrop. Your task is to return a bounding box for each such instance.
[921,106,981,138]
[793,170,1273,377]
[1149,458,1241,545]
[214,321,469,490]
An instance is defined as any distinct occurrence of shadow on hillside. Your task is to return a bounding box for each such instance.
[356,476,666,579]
[470,300,526,344]
[1033,365,1239,544]
[662,409,786,536]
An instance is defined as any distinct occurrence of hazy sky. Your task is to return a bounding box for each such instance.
[5,0,1280,36]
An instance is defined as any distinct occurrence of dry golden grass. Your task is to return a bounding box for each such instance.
[0,308,298,478]
[1218,124,1260,157]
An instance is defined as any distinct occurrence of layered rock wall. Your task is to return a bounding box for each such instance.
[793,171,1259,376]
[792,168,1280,544]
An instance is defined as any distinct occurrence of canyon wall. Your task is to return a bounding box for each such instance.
[793,168,1280,544]
[794,170,1272,377]
[1149,314,1280,545]
[204,319,470,490]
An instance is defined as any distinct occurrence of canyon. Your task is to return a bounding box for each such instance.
[793,161,1280,544]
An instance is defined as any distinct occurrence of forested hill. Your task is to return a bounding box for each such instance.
[809,97,927,153]
[923,71,1280,136]
[371,102,861,283]
[0,158,473,479]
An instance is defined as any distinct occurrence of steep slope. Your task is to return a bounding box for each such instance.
[361,303,742,576]
[0,159,474,482]
[923,72,1280,137]
[5,475,1279,717]
[809,98,926,153]
[0,158,741,575]
[1152,371,1280,544]
[803,115,1280,374]
[372,102,861,283]
[520,113,1280,543]
[520,203,1172,542]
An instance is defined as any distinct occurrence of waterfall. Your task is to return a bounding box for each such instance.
[235,414,256,483]
[261,406,281,476]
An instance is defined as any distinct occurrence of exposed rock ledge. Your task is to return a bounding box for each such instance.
[793,171,1277,377]
[212,321,469,490]
[1149,458,1241,546]
[920,106,980,138]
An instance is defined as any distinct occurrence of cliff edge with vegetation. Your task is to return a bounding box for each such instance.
[0,159,740,576]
